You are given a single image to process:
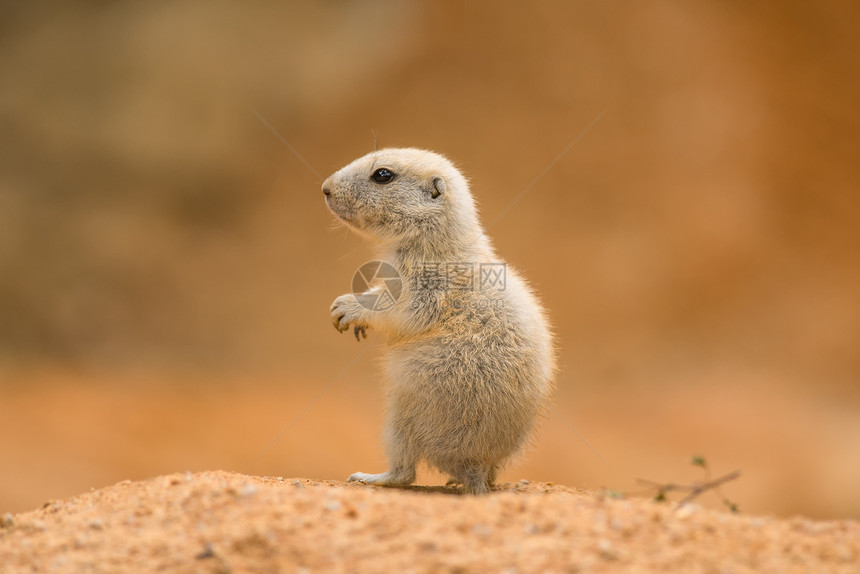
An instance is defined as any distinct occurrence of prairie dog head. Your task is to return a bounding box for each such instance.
[322,148,480,251]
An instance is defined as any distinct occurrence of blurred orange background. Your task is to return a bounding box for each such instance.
[1,2,858,519]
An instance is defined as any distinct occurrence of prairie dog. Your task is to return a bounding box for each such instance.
[323,148,555,494]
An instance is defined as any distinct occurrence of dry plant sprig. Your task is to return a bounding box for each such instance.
[636,456,741,513]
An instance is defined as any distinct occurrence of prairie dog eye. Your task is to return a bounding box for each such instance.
[371,168,396,184]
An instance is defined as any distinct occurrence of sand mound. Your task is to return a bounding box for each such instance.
[0,471,857,573]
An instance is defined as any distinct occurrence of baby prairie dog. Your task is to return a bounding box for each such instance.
[323,148,555,494]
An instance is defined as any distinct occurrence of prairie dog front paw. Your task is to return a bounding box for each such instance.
[330,294,369,340]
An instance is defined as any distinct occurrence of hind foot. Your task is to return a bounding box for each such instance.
[448,464,498,495]
[347,469,414,488]
[462,476,491,495]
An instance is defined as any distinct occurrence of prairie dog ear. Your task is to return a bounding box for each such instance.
[430,176,445,199]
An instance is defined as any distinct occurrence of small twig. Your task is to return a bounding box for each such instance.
[635,456,741,513]
[676,470,741,507]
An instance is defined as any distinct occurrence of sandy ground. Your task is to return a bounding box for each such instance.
[0,471,857,573]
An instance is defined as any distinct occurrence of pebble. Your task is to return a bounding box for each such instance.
[238,484,259,497]
[597,538,619,560]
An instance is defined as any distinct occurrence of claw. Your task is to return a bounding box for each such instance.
[332,311,345,331]
[353,325,367,341]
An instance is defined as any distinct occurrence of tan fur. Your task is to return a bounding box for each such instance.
[323,148,555,494]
